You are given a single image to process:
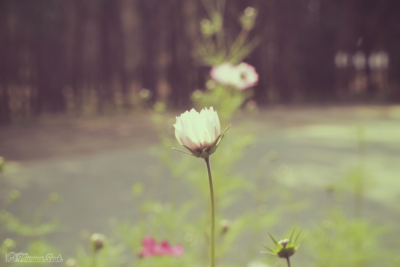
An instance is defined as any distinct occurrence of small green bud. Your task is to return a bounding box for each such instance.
[219,219,231,234]
[276,239,295,258]
[49,193,59,203]
[65,258,77,267]
[139,88,152,100]
[7,190,21,202]
[240,7,258,31]
[205,80,216,90]
[3,238,16,249]
[90,233,106,251]
[191,90,203,101]
[200,19,214,36]
[262,230,303,261]
[153,102,166,113]
[132,183,143,197]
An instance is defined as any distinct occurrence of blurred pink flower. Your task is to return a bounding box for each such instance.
[210,63,238,87]
[139,235,184,258]
[210,62,258,90]
[235,63,258,90]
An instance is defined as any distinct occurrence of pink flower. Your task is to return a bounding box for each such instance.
[210,63,238,87]
[235,63,258,90]
[139,235,184,258]
[210,62,258,90]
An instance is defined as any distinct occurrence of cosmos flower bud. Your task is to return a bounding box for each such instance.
[262,230,303,260]
[172,107,230,159]
[65,258,77,267]
[139,88,152,100]
[49,193,59,203]
[240,7,258,30]
[3,238,15,249]
[191,89,203,101]
[7,190,21,202]
[219,219,231,234]
[90,233,106,251]
[276,239,295,258]
[206,80,217,90]
[201,19,214,36]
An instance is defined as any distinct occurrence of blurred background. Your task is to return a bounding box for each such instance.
[0,0,400,266]
[0,0,400,124]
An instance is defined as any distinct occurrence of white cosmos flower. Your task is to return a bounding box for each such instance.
[174,107,221,151]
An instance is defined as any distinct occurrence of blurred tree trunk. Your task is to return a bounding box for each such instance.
[70,0,87,113]
[0,1,12,124]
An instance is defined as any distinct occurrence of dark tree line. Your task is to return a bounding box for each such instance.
[0,0,399,124]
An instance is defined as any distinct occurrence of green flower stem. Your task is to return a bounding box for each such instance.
[204,157,215,267]
[286,256,291,267]
[92,251,97,267]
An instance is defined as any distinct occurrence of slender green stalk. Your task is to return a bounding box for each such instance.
[204,157,215,267]
[92,251,97,267]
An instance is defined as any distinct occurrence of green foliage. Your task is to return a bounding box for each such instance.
[0,211,58,237]
[306,209,390,267]
[74,239,126,267]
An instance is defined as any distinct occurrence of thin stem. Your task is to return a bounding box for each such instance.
[286,256,291,267]
[92,251,97,267]
[204,157,215,267]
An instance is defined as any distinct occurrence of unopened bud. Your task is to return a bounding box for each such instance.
[132,183,143,197]
[7,190,21,202]
[49,193,59,203]
[276,239,295,258]
[65,258,77,267]
[153,102,166,113]
[240,7,258,31]
[219,219,231,234]
[3,238,16,249]
[200,19,214,36]
[139,88,152,100]
[205,80,216,90]
[325,184,335,194]
[263,230,302,260]
[90,233,106,251]
[191,90,203,100]
[244,7,257,17]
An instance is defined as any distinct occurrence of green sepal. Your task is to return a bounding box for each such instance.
[208,124,231,155]
[171,147,200,158]
[262,245,276,253]
[172,124,232,158]
[268,232,278,246]
[260,251,276,256]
